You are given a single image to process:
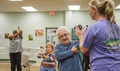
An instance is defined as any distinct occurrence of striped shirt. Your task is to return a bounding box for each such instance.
[37,53,55,67]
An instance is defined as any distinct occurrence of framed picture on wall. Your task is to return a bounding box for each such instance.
[35,28,44,39]
[28,34,33,41]
[46,27,58,45]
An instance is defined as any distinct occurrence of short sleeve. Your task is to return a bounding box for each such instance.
[83,29,96,49]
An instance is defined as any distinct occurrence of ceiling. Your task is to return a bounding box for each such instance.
[0,0,120,12]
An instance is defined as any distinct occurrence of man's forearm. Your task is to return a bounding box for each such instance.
[18,30,23,38]
[8,33,18,40]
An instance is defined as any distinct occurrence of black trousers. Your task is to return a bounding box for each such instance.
[10,52,22,71]
[82,55,90,71]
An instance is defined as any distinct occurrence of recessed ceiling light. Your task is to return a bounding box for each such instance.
[116,4,120,9]
[21,6,37,11]
[68,5,80,10]
[9,0,23,1]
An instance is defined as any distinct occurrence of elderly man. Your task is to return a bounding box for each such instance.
[54,26,83,71]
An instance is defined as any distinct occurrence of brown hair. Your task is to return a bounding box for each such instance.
[89,0,116,23]
[46,43,54,51]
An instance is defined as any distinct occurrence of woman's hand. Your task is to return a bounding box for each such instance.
[38,48,44,55]
[71,45,80,53]
[42,54,48,59]
[74,25,85,39]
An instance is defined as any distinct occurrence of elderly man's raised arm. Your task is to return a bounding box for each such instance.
[18,29,23,39]
[8,33,18,40]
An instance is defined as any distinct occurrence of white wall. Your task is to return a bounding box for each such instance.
[65,11,94,31]
[65,10,120,31]
[0,10,120,48]
[0,12,64,48]
[115,10,120,25]
[0,10,120,62]
[0,12,64,62]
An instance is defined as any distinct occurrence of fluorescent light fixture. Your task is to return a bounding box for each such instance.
[9,0,23,1]
[21,6,37,11]
[116,4,120,9]
[68,5,80,10]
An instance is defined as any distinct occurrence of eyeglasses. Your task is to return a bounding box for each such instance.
[58,33,69,39]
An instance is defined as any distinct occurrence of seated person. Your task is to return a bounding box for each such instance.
[37,43,56,71]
